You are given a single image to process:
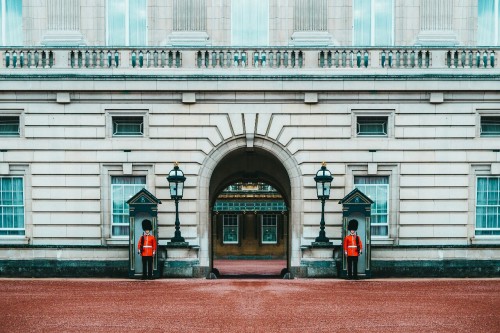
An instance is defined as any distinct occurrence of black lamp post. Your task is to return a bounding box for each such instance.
[314,162,333,243]
[167,162,186,243]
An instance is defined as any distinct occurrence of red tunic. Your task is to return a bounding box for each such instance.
[343,234,362,257]
[138,234,157,257]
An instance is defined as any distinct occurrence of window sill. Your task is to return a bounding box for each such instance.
[470,237,500,245]
[106,238,128,246]
[0,237,30,245]
[371,238,395,245]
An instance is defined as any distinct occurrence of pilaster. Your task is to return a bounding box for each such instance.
[415,0,459,46]
[41,0,86,46]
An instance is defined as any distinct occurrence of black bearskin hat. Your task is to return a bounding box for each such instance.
[142,219,153,231]
[347,219,358,231]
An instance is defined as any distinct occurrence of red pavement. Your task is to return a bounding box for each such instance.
[0,278,499,333]
[213,259,286,276]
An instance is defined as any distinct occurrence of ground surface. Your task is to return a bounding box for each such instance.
[0,278,499,333]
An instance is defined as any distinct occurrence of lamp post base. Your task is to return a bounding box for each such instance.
[167,241,189,247]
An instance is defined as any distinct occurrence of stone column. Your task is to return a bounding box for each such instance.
[42,0,86,46]
[167,0,210,46]
[290,0,333,46]
[415,0,458,45]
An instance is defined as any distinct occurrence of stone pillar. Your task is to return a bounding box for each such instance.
[415,0,458,45]
[290,0,333,46]
[42,0,86,46]
[167,0,210,46]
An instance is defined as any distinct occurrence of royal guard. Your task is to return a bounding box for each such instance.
[137,219,157,280]
[343,219,363,280]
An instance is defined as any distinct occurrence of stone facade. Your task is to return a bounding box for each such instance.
[0,0,499,278]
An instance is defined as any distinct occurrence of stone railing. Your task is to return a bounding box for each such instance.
[0,47,497,71]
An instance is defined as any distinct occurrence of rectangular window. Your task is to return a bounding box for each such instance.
[223,214,239,244]
[476,177,500,236]
[0,177,24,236]
[478,0,500,45]
[0,116,19,136]
[480,116,500,136]
[261,215,278,244]
[107,0,147,46]
[357,116,388,136]
[112,116,143,136]
[353,0,394,46]
[231,0,269,46]
[0,0,23,46]
[111,176,146,237]
[355,176,389,237]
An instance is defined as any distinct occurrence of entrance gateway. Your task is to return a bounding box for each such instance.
[207,147,292,277]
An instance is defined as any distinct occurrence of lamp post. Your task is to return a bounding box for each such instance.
[314,162,333,243]
[167,162,186,243]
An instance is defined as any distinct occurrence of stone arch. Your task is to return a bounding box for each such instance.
[196,137,303,270]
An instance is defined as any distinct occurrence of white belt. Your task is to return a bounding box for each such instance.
[143,246,153,248]
[348,246,357,248]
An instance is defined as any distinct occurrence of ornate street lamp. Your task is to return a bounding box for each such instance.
[314,162,333,243]
[167,162,186,243]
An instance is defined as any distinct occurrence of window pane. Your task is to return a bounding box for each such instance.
[111,176,146,237]
[223,215,238,243]
[478,0,496,45]
[476,177,500,236]
[357,117,388,136]
[129,0,147,45]
[374,0,393,45]
[0,116,20,136]
[355,176,389,237]
[3,0,23,46]
[231,0,269,46]
[113,116,144,136]
[481,116,500,136]
[353,0,371,46]
[0,176,24,236]
[262,215,277,244]
[107,0,126,45]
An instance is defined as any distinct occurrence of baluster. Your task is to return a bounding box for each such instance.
[381,51,386,68]
[5,51,10,68]
[85,50,90,68]
[107,51,112,68]
[333,51,339,68]
[491,51,495,68]
[483,51,488,68]
[132,51,137,68]
[298,51,303,68]
[212,51,217,68]
[226,51,232,68]
[269,51,274,68]
[242,52,247,67]
[196,51,202,68]
[276,51,281,68]
[291,51,296,68]
[476,51,480,68]
[169,51,175,68]
[27,51,33,68]
[147,51,152,68]
[77,51,82,68]
[219,51,224,68]
[319,51,325,68]
[254,52,259,68]
[410,51,415,68]
[20,51,24,68]
[99,51,105,68]
[425,51,430,68]
[363,51,368,68]
[161,51,166,68]
[12,51,17,68]
[92,51,97,68]
[175,51,181,68]
[153,51,158,67]
[42,51,47,68]
[139,51,144,68]
[341,51,347,68]
[233,52,239,67]
[49,51,54,68]
[403,51,408,68]
[349,51,354,68]
[114,51,119,67]
[461,51,466,68]
[326,51,332,68]
[283,51,289,68]
[388,51,393,68]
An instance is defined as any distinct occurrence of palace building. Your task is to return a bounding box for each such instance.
[0,0,499,278]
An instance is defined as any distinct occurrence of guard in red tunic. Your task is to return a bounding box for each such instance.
[343,219,363,280]
[137,219,157,280]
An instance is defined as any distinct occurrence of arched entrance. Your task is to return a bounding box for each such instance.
[209,147,292,277]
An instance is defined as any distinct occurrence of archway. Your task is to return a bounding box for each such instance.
[210,148,291,277]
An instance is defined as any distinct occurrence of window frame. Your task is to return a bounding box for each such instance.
[354,176,390,238]
[112,116,144,137]
[356,116,388,137]
[110,176,147,238]
[261,214,278,244]
[477,0,500,46]
[351,108,394,138]
[0,115,20,137]
[475,176,500,236]
[106,0,148,46]
[106,110,149,138]
[222,214,239,244]
[353,0,395,46]
[0,176,25,237]
[480,115,500,137]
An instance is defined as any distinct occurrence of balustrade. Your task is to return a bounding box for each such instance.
[1,47,498,72]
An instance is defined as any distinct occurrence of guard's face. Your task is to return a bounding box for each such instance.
[349,229,355,235]
[145,230,151,234]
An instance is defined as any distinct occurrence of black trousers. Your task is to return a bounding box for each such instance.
[347,256,358,278]
[142,256,153,279]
